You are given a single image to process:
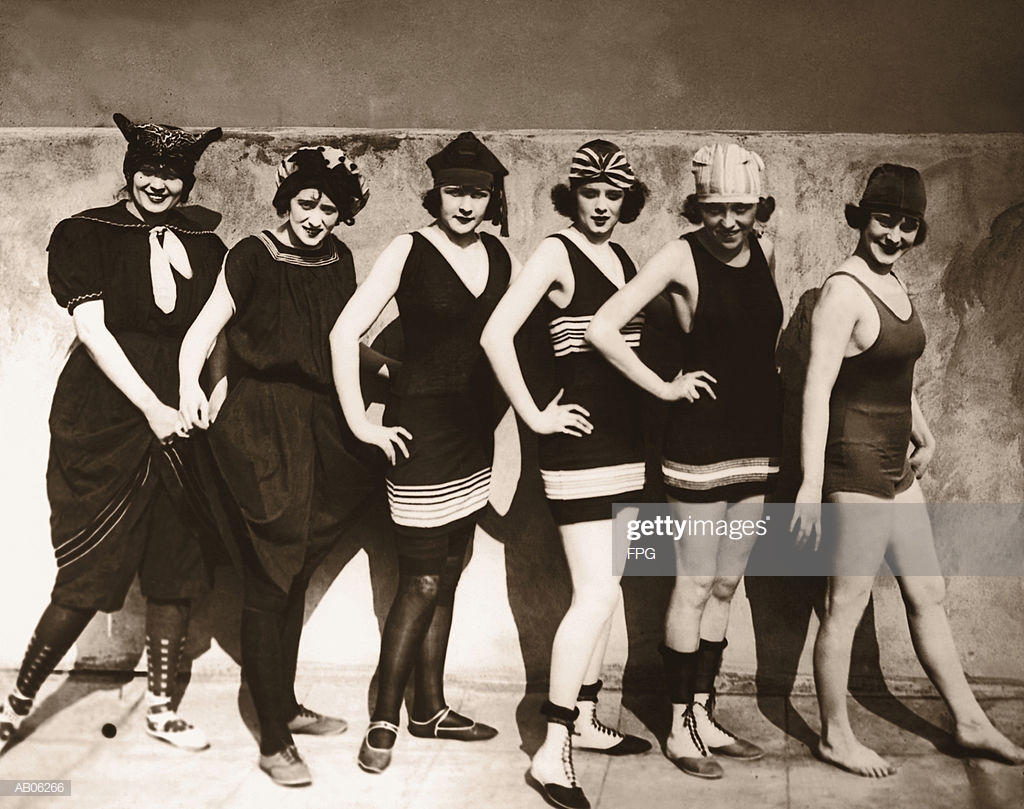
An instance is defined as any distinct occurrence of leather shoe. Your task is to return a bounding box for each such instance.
[407,706,498,741]
[358,720,398,774]
[259,744,312,787]
[287,705,348,736]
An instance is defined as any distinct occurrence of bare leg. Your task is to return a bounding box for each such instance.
[534,510,636,792]
[665,501,726,653]
[547,518,624,709]
[815,492,897,777]
[696,498,763,643]
[890,483,1024,764]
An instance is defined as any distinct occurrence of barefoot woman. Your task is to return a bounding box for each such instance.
[792,164,1024,776]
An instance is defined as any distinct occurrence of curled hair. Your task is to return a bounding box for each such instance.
[681,194,775,225]
[421,186,502,222]
[550,181,649,225]
[844,204,927,245]
[273,174,364,225]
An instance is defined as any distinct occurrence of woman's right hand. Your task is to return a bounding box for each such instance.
[791,482,823,551]
[146,401,188,444]
[178,383,212,431]
[662,370,717,402]
[359,424,413,466]
[531,389,593,437]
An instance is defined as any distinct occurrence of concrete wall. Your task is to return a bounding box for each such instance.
[2,129,1023,696]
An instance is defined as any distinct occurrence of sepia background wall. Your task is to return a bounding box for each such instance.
[1,128,1023,695]
[1,0,1023,698]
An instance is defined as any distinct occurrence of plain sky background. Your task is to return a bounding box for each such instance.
[1,0,1022,132]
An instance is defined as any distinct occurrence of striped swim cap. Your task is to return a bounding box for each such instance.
[569,140,636,190]
[691,143,764,203]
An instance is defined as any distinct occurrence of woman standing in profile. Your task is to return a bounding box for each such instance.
[0,113,223,752]
[331,132,512,773]
[792,164,1024,777]
[589,143,780,779]
[178,146,386,786]
[481,140,651,809]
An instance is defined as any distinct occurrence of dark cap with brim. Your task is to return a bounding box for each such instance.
[426,132,509,236]
[849,163,927,222]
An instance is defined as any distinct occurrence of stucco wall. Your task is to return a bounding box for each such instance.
[2,129,1022,695]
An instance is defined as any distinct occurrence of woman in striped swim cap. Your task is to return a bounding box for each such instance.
[589,142,781,780]
[482,139,652,809]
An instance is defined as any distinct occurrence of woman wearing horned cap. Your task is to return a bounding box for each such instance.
[0,113,224,752]
[331,132,514,773]
[791,164,1024,776]
[589,142,781,780]
[482,140,651,809]
[179,145,389,786]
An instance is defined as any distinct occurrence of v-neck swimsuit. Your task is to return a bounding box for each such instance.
[537,233,646,524]
[384,230,511,537]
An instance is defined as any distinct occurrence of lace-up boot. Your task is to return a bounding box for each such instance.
[528,701,589,809]
[572,680,650,755]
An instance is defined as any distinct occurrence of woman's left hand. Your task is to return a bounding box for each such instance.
[178,384,211,431]
[791,483,823,552]
[909,440,935,478]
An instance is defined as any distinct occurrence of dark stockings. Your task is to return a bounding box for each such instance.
[369,526,471,746]
[279,577,310,721]
[13,602,96,710]
[145,598,191,709]
[241,571,310,756]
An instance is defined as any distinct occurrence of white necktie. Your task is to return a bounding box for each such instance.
[149,227,194,313]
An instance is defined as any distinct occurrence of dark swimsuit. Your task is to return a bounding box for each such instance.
[384,231,510,540]
[822,271,926,500]
[661,231,783,502]
[537,234,645,524]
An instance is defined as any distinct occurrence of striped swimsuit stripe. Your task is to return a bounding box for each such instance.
[387,467,491,529]
[541,462,645,501]
[662,457,779,492]
[55,456,152,568]
[549,312,644,357]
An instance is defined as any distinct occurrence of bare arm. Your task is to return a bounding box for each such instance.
[792,276,861,546]
[73,300,182,442]
[480,238,591,436]
[178,269,235,430]
[587,239,716,402]
[908,391,935,478]
[330,235,413,464]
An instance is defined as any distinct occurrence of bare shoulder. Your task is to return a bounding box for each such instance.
[525,235,574,284]
[644,236,696,282]
[817,262,871,319]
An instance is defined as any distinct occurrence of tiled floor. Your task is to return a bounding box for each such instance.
[1,672,1022,809]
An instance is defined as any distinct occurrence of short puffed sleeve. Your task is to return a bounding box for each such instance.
[47,218,105,314]
[223,236,262,310]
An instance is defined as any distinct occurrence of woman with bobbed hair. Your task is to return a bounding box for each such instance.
[0,113,224,753]
[332,132,513,774]
[589,143,782,780]
[179,146,389,786]
[482,140,652,809]
[792,163,1024,777]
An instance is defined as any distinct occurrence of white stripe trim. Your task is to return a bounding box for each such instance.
[387,468,491,528]
[541,462,645,500]
[662,457,778,491]
[57,457,153,567]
